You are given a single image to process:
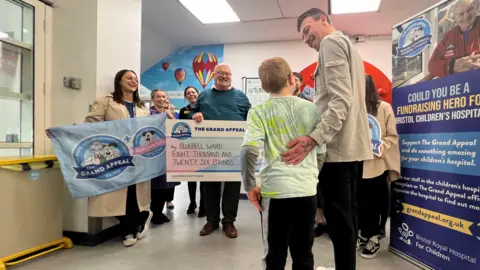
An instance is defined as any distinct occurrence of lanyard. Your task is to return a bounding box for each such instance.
[124,102,136,118]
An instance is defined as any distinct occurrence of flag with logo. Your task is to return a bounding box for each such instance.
[49,115,167,199]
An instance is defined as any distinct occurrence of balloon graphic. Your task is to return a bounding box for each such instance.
[377,88,387,97]
[192,52,218,89]
[162,62,169,71]
[174,68,186,85]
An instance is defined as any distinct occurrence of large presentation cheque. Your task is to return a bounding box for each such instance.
[166,119,260,182]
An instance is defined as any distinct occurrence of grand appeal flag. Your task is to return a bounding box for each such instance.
[49,115,167,199]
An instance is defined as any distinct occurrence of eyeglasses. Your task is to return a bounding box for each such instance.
[215,71,232,77]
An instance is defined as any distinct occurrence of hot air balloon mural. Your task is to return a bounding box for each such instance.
[162,62,169,71]
[174,68,186,85]
[192,52,218,89]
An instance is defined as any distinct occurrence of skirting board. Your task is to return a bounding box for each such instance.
[63,224,120,247]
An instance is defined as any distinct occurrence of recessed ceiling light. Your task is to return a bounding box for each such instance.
[330,0,382,15]
[179,0,240,24]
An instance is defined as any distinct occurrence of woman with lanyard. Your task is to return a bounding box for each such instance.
[149,89,180,224]
[85,69,152,247]
[179,86,205,217]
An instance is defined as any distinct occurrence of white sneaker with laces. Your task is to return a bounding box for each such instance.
[361,235,380,259]
[123,234,137,247]
[315,267,335,270]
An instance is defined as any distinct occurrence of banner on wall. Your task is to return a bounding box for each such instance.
[49,115,167,199]
[391,0,480,269]
[165,119,263,182]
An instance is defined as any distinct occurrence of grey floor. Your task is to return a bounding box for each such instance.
[15,185,420,270]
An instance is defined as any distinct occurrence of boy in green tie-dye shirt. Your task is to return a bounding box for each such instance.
[240,57,325,269]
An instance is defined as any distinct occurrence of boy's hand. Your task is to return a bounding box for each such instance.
[247,186,262,212]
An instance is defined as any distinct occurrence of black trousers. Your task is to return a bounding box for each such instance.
[319,162,361,270]
[379,180,390,232]
[204,182,241,224]
[358,172,389,238]
[116,185,146,236]
[151,188,174,217]
[261,195,317,270]
[166,187,175,202]
[188,182,205,211]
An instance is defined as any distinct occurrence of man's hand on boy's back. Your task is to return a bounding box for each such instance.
[247,186,262,212]
[281,136,317,165]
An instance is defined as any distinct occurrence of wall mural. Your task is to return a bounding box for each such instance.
[141,44,224,109]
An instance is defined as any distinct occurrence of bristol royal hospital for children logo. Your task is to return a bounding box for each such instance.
[131,126,166,158]
[171,122,192,140]
[72,135,134,180]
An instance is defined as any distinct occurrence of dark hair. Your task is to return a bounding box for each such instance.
[365,75,380,116]
[184,86,199,97]
[293,72,303,82]
[297,8,331,32]
[113,69,143,107]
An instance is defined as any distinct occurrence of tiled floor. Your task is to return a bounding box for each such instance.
[15,185,420,270]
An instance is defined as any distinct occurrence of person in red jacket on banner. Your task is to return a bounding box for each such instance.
[428,0,480,78]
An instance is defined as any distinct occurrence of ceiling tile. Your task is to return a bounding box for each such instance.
[228,0,283,21]
[278,0,329,17]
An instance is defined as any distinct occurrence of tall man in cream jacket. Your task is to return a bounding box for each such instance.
[282,8,372,270]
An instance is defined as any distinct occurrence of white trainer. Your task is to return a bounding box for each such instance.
[123,234,137,247]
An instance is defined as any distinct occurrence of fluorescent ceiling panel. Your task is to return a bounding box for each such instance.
[179,0,240,24]
[330,0,382,15]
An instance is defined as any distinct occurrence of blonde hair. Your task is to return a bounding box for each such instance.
[151,89,173,112]
[258,57,292,93]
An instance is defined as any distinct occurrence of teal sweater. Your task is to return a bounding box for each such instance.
[188,87,251,121]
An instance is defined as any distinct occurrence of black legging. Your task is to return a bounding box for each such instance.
[188,182,205,211]
[116,185,146,236]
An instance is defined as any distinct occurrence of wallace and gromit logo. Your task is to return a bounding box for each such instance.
[73,135,134,180]
[171,122,192,140]
[131,126,166,158]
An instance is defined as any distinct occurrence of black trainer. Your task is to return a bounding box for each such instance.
[356,235,368,251]
[136,211,153,240]
[361,236,380,259]
[161,213,171,223]
[187,203,197,214]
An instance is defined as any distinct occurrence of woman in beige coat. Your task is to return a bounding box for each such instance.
[357,75,401,259]
[85,69,152,247]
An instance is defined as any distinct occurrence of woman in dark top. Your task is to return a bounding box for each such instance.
[149,89,179,224]
[179,86,205,217]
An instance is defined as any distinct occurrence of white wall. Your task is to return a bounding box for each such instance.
[51,0,98,233]
[141,22,177,72]
[225,36,392,89]
[96,0,142,96]
[51,0,97,127]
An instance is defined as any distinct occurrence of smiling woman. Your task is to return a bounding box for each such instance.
[82,69,153,248]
